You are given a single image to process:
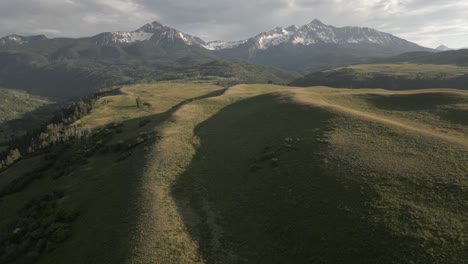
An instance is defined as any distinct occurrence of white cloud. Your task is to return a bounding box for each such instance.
[0,0,467,48]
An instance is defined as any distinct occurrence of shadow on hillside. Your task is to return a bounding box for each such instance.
[362,92,467,111]
[442,109,468,125]
[0,103,62,151]
[362,92,468,126]
[170,93,402,263]
[292,70,468,90]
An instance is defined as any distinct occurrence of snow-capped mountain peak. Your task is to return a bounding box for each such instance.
[94,21,205,46]
[309,19,326,27]
[106,31,154,43]
[137,21,165,31]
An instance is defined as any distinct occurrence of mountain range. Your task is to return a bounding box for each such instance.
[436,45,452,51]
[0,19,437,98]
[205,19,429,52]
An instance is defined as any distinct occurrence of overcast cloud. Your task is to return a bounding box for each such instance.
[0,0,467,48]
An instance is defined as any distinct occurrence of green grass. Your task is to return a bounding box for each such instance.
[0,82,467,263]
[363,92,465,110]
[313,89,468,137]
[174,94,374,263]
[382,49,468,66]
[0,126,148,263]
[163,87,467,263]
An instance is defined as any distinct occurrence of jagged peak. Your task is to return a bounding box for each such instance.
[309,19,326,26]
[149,21,164,27]
[137,21,165,31]
[286,25,299,31]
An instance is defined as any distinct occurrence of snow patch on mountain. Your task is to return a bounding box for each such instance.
[204,40,247,50]
[0,34,48,45]
[6,35,23,43]
[108,31,154,43]
[256,27,296,49]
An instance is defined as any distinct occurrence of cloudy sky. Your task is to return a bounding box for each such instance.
[0,0,467,48]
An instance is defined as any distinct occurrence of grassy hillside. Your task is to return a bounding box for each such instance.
[0,82,225,264]
[380,49,468,66]
[0,82,467,263]
[291,63,468,90]
[0,88,58,152]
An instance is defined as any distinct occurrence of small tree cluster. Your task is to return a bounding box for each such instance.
[136,97,142,108]
[136,97,154,110]
[0,191,79,264]
[0,149,21,170]
[31,124,90,150]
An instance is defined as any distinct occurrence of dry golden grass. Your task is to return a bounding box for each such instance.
[77,82,223,129]
[292,88,468,148]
